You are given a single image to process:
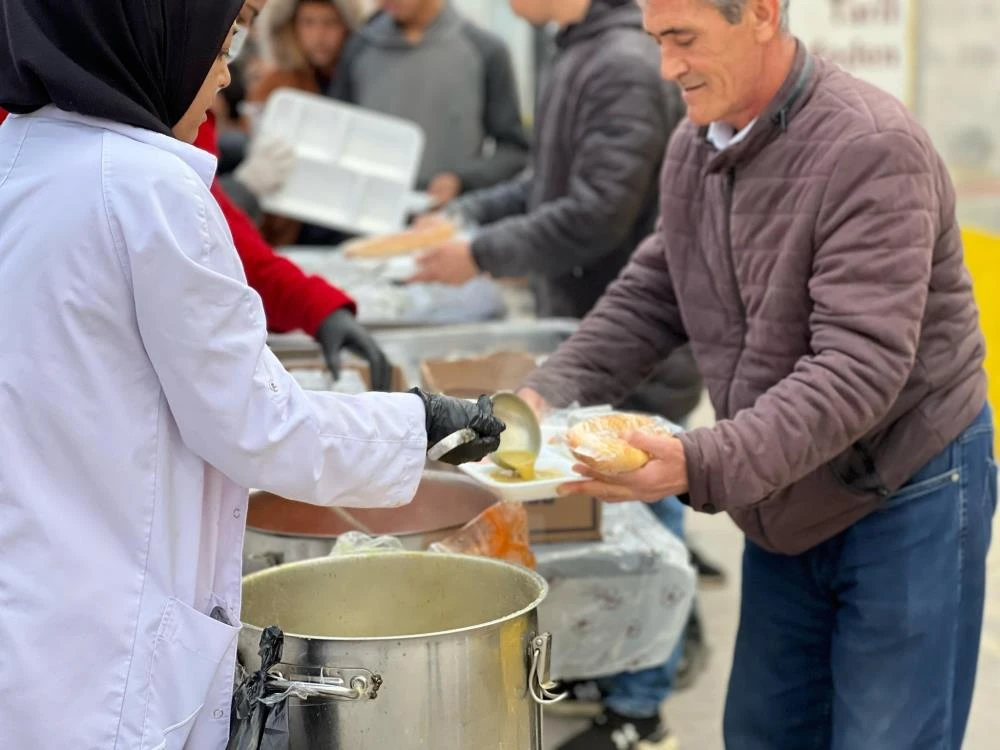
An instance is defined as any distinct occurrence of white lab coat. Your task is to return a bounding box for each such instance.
[0,108,428,750]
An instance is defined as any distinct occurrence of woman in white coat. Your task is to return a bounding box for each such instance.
[0,1,503,749]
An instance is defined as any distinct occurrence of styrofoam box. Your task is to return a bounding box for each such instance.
[457,426,585,503]
[257,89,425,236]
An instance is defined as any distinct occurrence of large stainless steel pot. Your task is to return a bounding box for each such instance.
[243,471,498,573]
[239,553,563,749]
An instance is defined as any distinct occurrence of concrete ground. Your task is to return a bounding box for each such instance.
[544,396,1000,749]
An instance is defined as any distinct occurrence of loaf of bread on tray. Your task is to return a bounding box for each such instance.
[566,413,671,475]
[342,222,456,259]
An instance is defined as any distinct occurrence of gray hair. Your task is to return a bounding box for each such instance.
[709,0,790,32]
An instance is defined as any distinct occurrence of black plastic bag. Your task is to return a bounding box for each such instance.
[227,626,291,750]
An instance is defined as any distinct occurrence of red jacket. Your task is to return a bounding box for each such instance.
[0,108,352,335]
[195,115,354,334]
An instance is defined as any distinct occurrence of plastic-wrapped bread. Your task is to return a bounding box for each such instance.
[342,222,456,259]
[566,413,672,475]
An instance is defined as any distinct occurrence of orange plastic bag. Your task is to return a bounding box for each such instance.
[431,501,536,569]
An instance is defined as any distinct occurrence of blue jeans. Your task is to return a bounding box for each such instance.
[600,496,688,718]
[724,405,997,750]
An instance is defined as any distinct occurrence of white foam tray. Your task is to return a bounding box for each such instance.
[257,89,425,236]
[456,426,585,502]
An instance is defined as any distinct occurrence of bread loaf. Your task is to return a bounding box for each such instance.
[566,413,668,475]
[342,222,456,259]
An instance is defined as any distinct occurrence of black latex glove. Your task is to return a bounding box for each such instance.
[315,309,392,392]
[409,388,506,465]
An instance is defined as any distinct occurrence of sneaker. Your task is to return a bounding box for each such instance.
[544,680,605,718]
[555,710,678,750]
[689,547,727,588]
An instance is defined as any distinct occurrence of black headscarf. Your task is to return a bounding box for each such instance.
[0,0,245,135]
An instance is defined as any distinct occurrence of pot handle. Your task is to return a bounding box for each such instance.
[247,550,284,568]
[528,633,566,705]
[267,673,381,702]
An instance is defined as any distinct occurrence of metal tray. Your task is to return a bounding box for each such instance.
[268,319,580,389]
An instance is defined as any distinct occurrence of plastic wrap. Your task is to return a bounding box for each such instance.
[534,501,695,681]
[276,249,506,326]
[429,500,537,569]
[565,412,680,475]
[228,626,290,750]
[329,531,405,557]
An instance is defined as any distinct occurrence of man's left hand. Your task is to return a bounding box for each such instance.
[408,240,480,286]
[558,431,690,503]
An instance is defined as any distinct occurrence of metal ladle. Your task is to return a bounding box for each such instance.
[488,391,542,474]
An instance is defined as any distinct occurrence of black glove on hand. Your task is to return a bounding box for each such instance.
[409,388,506,465]
[316,309,392,392]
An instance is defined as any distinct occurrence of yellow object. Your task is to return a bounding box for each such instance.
[495,450,537,481]
[963,228,999,452]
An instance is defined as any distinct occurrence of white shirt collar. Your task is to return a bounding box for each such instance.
[707,118,758,151]
[19,106,218,186]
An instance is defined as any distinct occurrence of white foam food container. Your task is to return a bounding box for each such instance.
[456,426,585,503]
[257,89,426,236]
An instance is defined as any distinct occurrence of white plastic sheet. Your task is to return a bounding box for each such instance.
[535,501,696,681]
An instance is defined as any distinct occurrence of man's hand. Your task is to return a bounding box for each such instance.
[315,309,393,391]
[427,172,462,208]
[516,387,551,421]
[559,431,689,503]
[408,239,480,285]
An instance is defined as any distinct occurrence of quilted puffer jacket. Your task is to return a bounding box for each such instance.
[525,43,988,554]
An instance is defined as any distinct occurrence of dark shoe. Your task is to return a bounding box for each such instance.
[673,630,710,692]
[689,547,727,588]
[544,680,605,718]
[556,710,678,750]
[673,607,710,692]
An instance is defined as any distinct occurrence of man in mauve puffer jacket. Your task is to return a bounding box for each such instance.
[521,1,996,748]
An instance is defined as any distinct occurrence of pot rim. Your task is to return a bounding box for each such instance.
[243,525,443,541]
[239,551,549,643]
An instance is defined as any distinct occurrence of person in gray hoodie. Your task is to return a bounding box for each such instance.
[329,0,530,207]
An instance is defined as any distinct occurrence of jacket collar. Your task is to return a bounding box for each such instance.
[555,0,641,49]
[701,40,817,173]
[24,106,218,186]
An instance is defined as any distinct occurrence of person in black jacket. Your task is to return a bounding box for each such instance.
[409,0,683,321]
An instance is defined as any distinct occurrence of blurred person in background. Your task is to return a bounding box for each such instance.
[518,1,996,749]
[411,1,705,747]
[330,0,530,207]
[251,0,352,100]
[203,0,396,390]
[244,0,355,246]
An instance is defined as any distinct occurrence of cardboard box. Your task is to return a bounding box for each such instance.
[420,351,540,398]
[527,495,603,544]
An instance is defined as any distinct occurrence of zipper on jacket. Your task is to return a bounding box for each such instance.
[721,168,748,419]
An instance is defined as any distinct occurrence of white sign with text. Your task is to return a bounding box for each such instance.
[791,0,914,104]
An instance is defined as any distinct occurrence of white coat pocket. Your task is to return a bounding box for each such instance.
[141,598,240,750]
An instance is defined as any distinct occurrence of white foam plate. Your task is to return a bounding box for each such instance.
[456,441,585,503]
[257,90,425,236]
